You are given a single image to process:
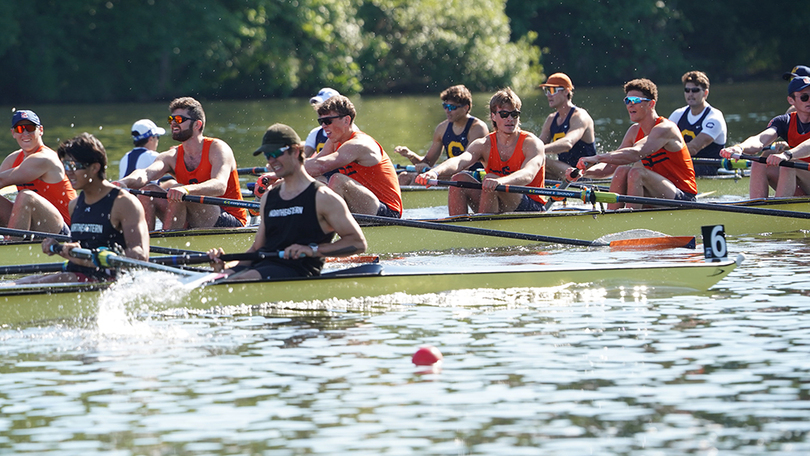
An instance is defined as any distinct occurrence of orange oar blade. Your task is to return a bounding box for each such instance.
[326,255,381,264]
[608,236,696,251]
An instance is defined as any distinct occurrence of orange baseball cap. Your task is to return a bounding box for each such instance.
[539,73,574,91]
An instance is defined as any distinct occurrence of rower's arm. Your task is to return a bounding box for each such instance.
[685,132,715,156]
[314,187,367,257]
[114,190,149,261]
[118,150,174,188]
[722,127,779,156]
[0,153,51,188]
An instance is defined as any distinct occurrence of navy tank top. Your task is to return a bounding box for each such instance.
[70,188,126,251]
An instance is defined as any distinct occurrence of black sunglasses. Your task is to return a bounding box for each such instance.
[263,145,290,160]
[684,87,704,93]
[62,160,89,172]
[317,115,346,126]
[168,115,195,125]
[497,110,520,119]
[797,93,810,103]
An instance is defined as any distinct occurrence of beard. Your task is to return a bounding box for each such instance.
[172,126,193,142]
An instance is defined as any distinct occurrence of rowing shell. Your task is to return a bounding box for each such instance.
[0,196,807,264]
[0,255,742,325]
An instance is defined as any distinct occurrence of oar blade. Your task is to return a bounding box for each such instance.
[608,236,696,251]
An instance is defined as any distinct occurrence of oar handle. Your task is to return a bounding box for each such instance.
[237,166,268,175]
[731,152,810,170]
[150,251,282,266]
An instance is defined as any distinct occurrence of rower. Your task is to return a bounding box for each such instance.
[721,72,810,198]
[117,97,248,230]
[416,87,546,215]
[394,84,489,186]
[15,133,149,284]
[576,78,697,210]
[537,73,598,181]
[1,110,77,236]
[208,124,367,281]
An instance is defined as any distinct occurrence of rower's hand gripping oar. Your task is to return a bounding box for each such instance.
[429,179,810,220]
[727,152,810,171]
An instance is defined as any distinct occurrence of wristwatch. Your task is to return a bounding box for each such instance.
[784,150,794,160]
[309,243,319,255]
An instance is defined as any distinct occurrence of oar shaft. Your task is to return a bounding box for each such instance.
[151,251,281,266]
[0,262,65,275]
[732,152,810,170]
[127,189,260,210]
[0,227,71,242]
[237,167,268,175]
[352,213,605,247]
[431,179,810,219]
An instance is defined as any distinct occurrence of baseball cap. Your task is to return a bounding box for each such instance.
[538,73,574,91]
[782,65,810,81]
[310,88,340,105]
[788,76,810,96]
[253,123,302,156]
[12,110,41,127]
[131,119,166,142]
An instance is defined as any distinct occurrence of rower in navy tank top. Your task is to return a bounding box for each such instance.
[443,117,483,172]
[674,106,725,175]
[549,106,597,167]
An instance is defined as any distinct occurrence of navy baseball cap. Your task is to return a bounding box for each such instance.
[783,65,810,81]
[12,110,41,127]
[788,75,810,95]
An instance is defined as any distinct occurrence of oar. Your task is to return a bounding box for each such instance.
[543,169,581,211]
[67,247,223,286]
[237,166,268,175]
[126,188,693,249]
[693,157,751,170]
[728,152,810,171]
[0,262,66,275]
[0,226,200,256]
[125,189,258,210]
[351,213,694,250]
[429,179,810,220]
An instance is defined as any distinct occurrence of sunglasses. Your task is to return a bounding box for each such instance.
[263,145,290,160]
[317,115,345,126]
[684,87,704,93]
[442,103,463,112]
[497,110,521,119]
[168,115,195,124]
[13,124,37,133]
[624,96,652,106]
[62,160,89,172]
[543,87,565,96]
[796,93,810,103]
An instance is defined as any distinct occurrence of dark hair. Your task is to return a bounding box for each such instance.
[316,95,356,123]
[488,87,522,131]
[441,85,473,107]
[682,71,710,90]
[169,97,206,132]
[133,137,150,147]
[623,78,658,101]
[57,132,108,180]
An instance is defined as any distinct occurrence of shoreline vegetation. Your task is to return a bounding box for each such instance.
[2,0,800,105]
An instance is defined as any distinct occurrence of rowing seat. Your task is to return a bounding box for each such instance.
[322,263,383,277]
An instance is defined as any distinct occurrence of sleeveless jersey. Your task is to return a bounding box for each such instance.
[261,181,335,276]
[786,112,810,163]
[70,188,127,251]
[443,117,476,158]
[336,132,403,215]
[12,146,77,224]
[314,128,329,155]
[675,106,725,175]
[485,131,546,204]
[175,138,248,225]
[637,118,697,195]
[549,107,597,166]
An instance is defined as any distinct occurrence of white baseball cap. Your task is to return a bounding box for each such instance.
[310,88,340,105]
[131,119,166,142]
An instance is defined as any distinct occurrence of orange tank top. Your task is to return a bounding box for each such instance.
[786,112,810,163]
[175,138,248,225]
[12,146,77,224]
[336,132,403,215]
[637,118,697,195]
[485,131,546,203]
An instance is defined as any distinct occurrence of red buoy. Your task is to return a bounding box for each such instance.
[412,345,443,365]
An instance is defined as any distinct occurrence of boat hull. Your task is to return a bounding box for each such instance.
[0,257,741,325]
[1,197,808,263]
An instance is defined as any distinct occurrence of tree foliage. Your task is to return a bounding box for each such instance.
[0,0,538,104]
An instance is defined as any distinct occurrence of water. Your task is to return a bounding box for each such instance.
[2,234,810,455]
[2,82,808,454]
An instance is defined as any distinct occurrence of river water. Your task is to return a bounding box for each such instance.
[2,82,809,454]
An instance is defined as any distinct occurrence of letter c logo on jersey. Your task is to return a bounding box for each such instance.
[552,132,565,143]
[446,141,464,158]
[681,129,696,142]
